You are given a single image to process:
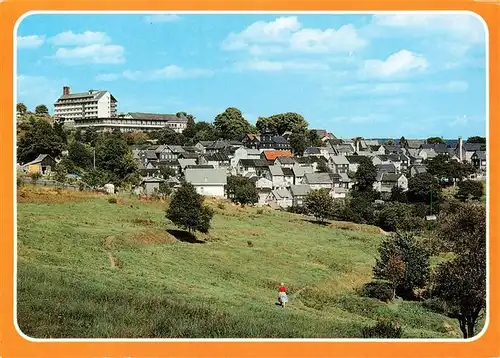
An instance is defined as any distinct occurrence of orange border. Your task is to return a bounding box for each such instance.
[1,1,498,357]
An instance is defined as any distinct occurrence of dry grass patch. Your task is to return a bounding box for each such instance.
[17,187,102,204]
[328,221,387,236]
[125,229,177,246]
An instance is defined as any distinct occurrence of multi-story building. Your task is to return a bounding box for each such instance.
[73,112,189,133]
[54,86,117,125]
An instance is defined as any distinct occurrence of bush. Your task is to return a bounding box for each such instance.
[362,320,404,338]
[217,203,225,210]
[17,176,24,188]
[422,297,448,315]
[359,281,393,302]
[108,197,118,204]
[377,202,426,233]
[256,208,264,215]
[286,205,308,215]
[456,180,483,201]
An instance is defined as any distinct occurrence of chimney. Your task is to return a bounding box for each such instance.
[356,139,360,153]
[458,136,463,162]
[63,86,70,95]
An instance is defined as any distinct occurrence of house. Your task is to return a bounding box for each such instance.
[21,154,57,174]
[289,185,312,206]
[374,173,408,193]
[329,155,349,174]
[338,172,353,189]
[303,173,334,190]
[237,159,271,176]
[275,156,297,168]
[282,168,295,187]
[303,147,322,157]
[370,145,387,155]
[194,141,214,153]
[205,140,232,154]
[254,177,273,205]
[139,161,161,178]
[184,168,227,197]
[158,160,180,176]
[330,144,355,156]
[345,155,366,173]
[266,166,285,188]
[242,134,261,149]
[178,159,198,173]
[405,139,426,149]
[262,150,293,162]
[259,126,291,151]
[418,148,438,161]
[292,164,314,185]
[231,147,261,168]
[376,163,397,174]
[199,153,230,169]
[410,164,427,177]
[383,145,403,154]
[178,152,200,160]
[471,151,487,172]
[463,143,484,162]
[330,187,349,200]
[266,188,293,209]
[406,149,424,165]
[156,145,177,161]
[140,177,165,196]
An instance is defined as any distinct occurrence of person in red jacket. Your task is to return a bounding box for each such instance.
[277,282,288,308]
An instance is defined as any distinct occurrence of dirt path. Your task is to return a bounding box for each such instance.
[103,236,117,269]
[105,250,116,268]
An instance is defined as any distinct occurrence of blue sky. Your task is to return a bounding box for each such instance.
[16,12,487,139]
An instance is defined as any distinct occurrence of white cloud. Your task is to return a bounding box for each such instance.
[100,65,213,81]
[17,35,45,49]
[290,24,366,53]
[54,44,125,64]
[222,16,366,54]
[49,31,111,46]
[95,73,121,81]
[144,14,181,23]
[235,59,329,72]
[371,14,485,44]
[361,50,429,79]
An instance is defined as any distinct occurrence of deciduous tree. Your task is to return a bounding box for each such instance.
[304,189,335,223]
[214,107,252,140]
[226,175,259,206]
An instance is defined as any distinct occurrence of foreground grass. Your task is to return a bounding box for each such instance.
[17,188,461,338]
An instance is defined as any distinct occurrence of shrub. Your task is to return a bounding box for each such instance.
[17,176,24,188]
[247,240,254,247]
[30,172,42,185]
[256,208,264,215]
[286,205,308,215]
[422,297,448,315]
[361,320,404,338]
[359,281,394,302]
[304,189,335,223]
[377,202,426,233]
[217,203,225,210]
[108,197,118,204]
[456,180,483,201]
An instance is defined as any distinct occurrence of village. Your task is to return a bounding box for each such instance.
[16,86,487,212]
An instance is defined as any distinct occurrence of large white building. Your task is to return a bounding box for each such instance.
[73,112,189,133]
[54,86,117,125]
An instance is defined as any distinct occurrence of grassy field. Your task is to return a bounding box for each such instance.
[16,187,462,339]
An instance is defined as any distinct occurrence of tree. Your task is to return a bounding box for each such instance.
[385,139,395,146]
[154,127,185,145]
[466,136,486,144]
[377,202,425,232]
[35,104,49,116]
[373,232,430,300]
[160,166,176,179]
[456,180,483,201]
[390,185,408,203]
[407,172,442,206]
[17,119,65,164]
[84,127,99,147]
[307,130,323,147]
[214,107,252,140]
[257,112,308,136]
[317,160,331,173]
[94,133,139,186]
[166,182,214,234]
[54,162,68,184]
[354,157,377,192]
[182,114,197,139]
[289,131,308,156]
[304,189,335,223]
[192,121,219,142]
[432,202,486,338]
[158,181,172,196]
[82,169,108,189]
[68,141,94,171]
[427,137,445,144]
[226,175,259,206]
[17,103,27,116]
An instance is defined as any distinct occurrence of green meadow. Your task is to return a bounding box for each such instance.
[16,187,462,338]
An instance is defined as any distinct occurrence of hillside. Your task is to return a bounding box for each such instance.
[16,187,462,338]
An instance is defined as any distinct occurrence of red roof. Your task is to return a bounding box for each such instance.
[263,150,293,161]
